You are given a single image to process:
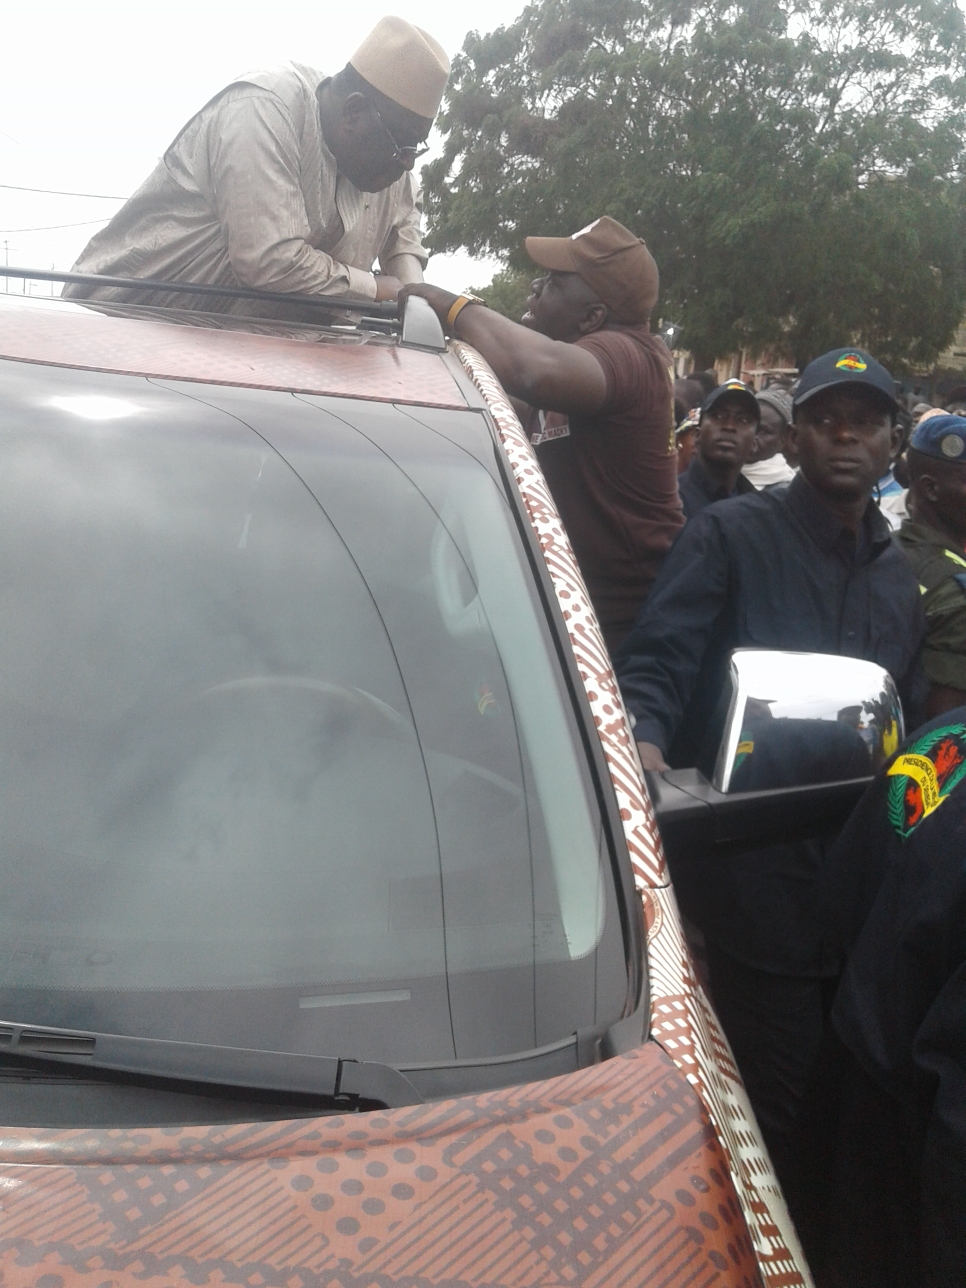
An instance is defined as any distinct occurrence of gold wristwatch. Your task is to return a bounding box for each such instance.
[445,293,485,331]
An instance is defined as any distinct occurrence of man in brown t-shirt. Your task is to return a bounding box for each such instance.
[402,217,684,652]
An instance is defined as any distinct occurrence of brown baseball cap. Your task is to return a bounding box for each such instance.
[524,216,659,324]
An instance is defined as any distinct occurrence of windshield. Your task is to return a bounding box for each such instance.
[0,359,628,1070]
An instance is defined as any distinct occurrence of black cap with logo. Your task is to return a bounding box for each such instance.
[700,379,760,421]
[792,348,898,414]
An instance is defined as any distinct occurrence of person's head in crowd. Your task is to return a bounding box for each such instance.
[945,399,966,416]
[694,369,718,397]
[912,401,934,421]
[675,414,699,474]
[788,348,901,518]
[751,388,793,464]
[887,405,914,489]
[675,370,716,420]
[521,216,659,342]
[319,18,449,194]
[897,406,947,488]
[696,380,760,483]
[905,414,966,547]
[675,377,696,416]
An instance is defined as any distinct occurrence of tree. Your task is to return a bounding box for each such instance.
[468,267,534,320]
[423,0,966,370]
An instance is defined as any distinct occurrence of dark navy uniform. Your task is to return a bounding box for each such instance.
[677,453,756,521]
[616,471,927,1176]
[801,710,966,1286]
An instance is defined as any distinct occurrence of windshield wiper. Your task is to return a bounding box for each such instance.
[0,1020,422,1108]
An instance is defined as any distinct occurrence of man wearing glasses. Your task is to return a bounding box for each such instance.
[65,17,448,313]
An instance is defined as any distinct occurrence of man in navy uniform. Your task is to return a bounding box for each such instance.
[678,379,759,519]
[617,347,927,1189]
[801,709,966,1287]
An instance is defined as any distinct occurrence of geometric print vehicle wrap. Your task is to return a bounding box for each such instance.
[0,320,809,1288]
[0,1044,761,1288]
[452,343,813,1288]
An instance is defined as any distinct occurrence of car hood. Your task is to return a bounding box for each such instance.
[0,1041,760,1287]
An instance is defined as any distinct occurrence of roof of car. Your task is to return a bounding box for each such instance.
[0,294,468,408]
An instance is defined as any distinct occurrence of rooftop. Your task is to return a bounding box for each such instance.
[0,292,468,409]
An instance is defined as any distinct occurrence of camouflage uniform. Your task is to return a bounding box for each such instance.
[897,519,966,692]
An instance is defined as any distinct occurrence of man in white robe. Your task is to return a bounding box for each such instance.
[64,17,449,315]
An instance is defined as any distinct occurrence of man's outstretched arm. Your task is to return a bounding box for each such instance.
[617,513,732,771]
[400,284,608,417]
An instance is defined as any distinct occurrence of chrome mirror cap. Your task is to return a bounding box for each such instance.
[712,650,903,795]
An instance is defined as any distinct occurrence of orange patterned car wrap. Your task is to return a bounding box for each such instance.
[451,344,812,1288]
[0,315,813,1288]
[0,298,467,409]
[0,1044,763,1288]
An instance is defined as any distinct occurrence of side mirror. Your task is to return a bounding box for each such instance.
[647,650,903,856]
[713,649,903,792]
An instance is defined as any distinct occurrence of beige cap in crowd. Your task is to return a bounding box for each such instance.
[350,16,450,120]
[525,216,660,324]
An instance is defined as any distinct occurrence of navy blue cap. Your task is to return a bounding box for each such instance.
[793,348,898,413]
[700,379,759,420]
[910,414,966,462]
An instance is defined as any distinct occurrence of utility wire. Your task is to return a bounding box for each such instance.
[0,182,126,200]
[0,218,111,233]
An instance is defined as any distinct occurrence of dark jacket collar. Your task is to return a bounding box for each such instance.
[784,473,892,557]
[684,454,756,503]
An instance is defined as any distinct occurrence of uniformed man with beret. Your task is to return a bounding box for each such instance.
[64,17,449,313]
[898,413,966,718]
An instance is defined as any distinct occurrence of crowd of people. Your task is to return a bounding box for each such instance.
[63,17,965,1284]
[410,233,966,1288]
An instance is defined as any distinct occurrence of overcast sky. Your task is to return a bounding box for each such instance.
[0,0,526,294]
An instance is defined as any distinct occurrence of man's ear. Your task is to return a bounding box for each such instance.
[578,303,609,336]
[919,471,941,504]
[342,92,370,128]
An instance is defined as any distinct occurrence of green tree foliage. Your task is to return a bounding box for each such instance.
[423,0,966,369]
[469,267,535,320]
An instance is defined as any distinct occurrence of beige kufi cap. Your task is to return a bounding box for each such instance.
[350,16,450,120]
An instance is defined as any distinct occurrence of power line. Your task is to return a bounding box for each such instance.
[0,218,111,233]
[0,182,126,200]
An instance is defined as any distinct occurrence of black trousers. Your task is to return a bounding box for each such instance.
[703,941,836,1216]
[792,1030,922,1288]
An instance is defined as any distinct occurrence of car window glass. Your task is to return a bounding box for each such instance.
[0,362,626,1068]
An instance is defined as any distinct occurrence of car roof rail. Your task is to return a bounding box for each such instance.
[399,294,445,353]
[0,265,398,318]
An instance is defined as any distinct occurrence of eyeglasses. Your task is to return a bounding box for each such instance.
[366,99,430,166]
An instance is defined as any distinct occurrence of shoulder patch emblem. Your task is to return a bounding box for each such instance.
[887,722,966,839]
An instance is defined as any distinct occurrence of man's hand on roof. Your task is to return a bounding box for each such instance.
[399,282,609,418]
[399,282,459,317]
[374,274,404,302]
[636,741,669,772]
